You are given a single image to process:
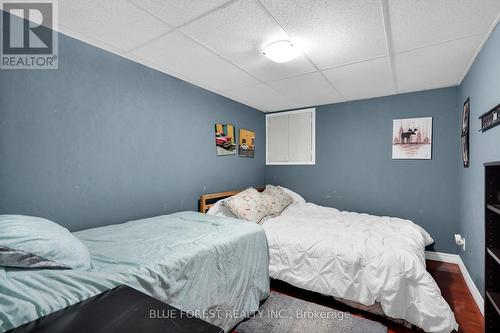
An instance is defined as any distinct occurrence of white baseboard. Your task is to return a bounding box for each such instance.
[425,251,484,315]
[425,250,459,263]
[457,256,484,315]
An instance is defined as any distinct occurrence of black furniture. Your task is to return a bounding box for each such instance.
[485,162,500,332]
[7,285,224,333]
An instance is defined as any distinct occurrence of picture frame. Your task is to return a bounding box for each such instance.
[392,117,433,160]
[214,123,236,156]
[238,128,255,158]
[461,135,469,168]
[461,98,470,168]
[462,98,470,136]
[479,103,500,132]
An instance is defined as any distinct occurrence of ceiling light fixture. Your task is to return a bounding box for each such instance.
[262,40,300,63]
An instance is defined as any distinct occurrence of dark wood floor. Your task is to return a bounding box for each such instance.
[425,260,483,333]
[235,260,484,333]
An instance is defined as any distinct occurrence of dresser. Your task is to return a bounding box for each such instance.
[485,162,500,332]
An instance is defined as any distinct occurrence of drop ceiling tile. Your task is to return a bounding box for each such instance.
[181,0,316,82]
[59,0,172,51]
[123,53,194,86]
[130,31,259,92]
[223,84,296,112]
[394,35,483,93]
[268,72,343,108]
[130,0,230,27]
[259,0,388,70]
[322,57,396,101]
[59,25,128,56]
[389,0,500,52]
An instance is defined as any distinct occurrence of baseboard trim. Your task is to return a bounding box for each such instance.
[425,251,484,315]
[457,256,484,315]
[425,250,459,263]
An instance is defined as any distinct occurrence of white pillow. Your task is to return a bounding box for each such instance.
[277,186,306,204]
[262,185,293,215]
[206,186,305,218]
[224,188,271,223]
[206,200,237,218]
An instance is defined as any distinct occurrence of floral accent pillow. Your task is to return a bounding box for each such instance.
[224,188,271,223]
[262,185,293,215]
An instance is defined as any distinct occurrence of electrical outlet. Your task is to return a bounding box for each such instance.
[454,234,466,251]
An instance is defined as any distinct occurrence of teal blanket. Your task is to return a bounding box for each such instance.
[0,212,270,332]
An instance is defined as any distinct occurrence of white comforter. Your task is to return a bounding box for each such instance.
[261,202,458,333]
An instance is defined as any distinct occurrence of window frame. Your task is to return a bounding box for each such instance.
[265,108,316,165]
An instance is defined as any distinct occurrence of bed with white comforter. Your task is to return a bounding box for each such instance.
[208,188,458,333]
[263,202,457,333]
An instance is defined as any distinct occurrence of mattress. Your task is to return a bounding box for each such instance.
[0,212,270,332]
[262,202,458,333]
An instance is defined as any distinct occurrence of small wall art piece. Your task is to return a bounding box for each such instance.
[392,117,432,160]
[461,98,470,167]
[239,128,255,158]
[215,123,236,156]
[479,103,500,132]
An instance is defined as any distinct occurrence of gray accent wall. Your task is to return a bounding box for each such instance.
[0,29,265,231]
[266,87,460,253]
[458,22,500,295]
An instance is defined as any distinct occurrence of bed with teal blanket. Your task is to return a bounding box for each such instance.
[0,212,270,332]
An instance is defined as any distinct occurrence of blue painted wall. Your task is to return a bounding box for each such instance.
[0,28,265,231]
[1,12,497,296]
[458,22,500,295]
[266,88,460,253]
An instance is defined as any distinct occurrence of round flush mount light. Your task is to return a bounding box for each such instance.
[262,40,300,63]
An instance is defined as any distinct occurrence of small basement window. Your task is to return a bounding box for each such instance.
[266,108,315,165]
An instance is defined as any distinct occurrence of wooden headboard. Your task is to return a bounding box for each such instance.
[199,187,265,213]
